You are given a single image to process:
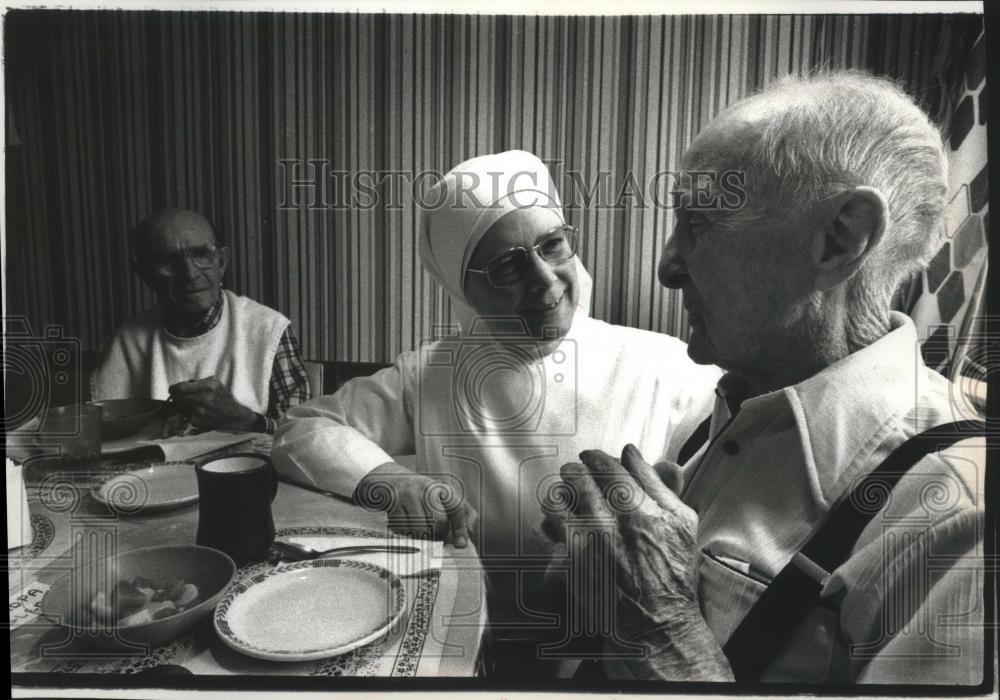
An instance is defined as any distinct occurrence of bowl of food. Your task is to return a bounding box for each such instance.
[40,544,235,650]
[91,399,166,440]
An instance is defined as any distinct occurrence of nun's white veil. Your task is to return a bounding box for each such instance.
[418,150,594,334]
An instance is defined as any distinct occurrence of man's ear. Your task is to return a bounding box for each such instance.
[217,245,230,278]
[131,256,156,291]
[811,186,888,291]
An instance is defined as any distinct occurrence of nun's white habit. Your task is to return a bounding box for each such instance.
[272,151,721,560]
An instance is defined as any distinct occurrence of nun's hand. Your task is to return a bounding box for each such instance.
[559,445,732,680]
[353,462,477,548]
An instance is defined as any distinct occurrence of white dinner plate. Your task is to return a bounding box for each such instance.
[92,461,199,512]
[213,559,406,662]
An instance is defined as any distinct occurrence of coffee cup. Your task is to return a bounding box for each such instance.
[195,454,278,566]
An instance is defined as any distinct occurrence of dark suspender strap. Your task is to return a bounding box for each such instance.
[802,420,984,571]
[722,420,984,681]
[678,415,713,466]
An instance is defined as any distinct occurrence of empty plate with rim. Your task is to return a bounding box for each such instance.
[93,461,199,512]
[214,559,406,662]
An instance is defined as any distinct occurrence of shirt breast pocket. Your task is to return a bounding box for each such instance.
[699,550,846,683]
[698,549,768,646]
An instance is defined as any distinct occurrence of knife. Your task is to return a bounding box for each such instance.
[272,540,421,561]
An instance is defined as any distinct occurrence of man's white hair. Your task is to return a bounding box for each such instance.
[722,70,948,342]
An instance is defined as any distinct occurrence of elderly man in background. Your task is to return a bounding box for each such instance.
[91,208,309,434]
[552,71,985,684]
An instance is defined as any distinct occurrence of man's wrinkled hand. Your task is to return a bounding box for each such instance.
[541,448,684,546]
[168,377,258,432]
[354,462,478,548]
[557,444,732,680]
[561,445,700,638]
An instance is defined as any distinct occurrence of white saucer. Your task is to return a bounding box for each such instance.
[92,461,199,512]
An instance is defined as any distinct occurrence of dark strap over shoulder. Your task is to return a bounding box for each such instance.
[678,415,713,466]
[722,420,984,682]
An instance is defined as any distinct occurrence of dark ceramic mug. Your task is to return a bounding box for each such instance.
[195,453,278,566]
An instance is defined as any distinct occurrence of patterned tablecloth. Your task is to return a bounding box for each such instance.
[9,433,274,587]
[8,433,487,678]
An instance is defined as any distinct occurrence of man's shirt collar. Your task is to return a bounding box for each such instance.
[708,312,922,508]
[164,292,225,339]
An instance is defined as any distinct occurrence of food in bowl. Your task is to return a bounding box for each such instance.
[86,576,202,628]
[41,544,235,650]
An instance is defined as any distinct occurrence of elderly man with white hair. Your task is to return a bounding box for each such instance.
[552,71,986,684]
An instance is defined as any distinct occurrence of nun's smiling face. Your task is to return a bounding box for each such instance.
[464,207,579,352]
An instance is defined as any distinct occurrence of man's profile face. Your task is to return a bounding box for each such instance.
[657,119,814,378]
[137,211,228,319]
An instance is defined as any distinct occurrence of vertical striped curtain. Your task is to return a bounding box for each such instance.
[4,12,968,362]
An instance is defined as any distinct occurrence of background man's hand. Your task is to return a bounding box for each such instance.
[557,444,732,681]
[354,462,478,548]
[168,377,259,432]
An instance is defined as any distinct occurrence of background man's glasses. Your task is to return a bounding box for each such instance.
[467,225,578,288]
[144,245,222,276]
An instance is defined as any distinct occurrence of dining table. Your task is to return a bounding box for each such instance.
[8,431,490,685]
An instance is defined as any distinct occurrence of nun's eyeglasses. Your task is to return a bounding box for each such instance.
[467,225,578,288]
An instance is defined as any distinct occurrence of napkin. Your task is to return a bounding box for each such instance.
[280,535,444,577]
[102,431,252,461]
[6,459,32,550]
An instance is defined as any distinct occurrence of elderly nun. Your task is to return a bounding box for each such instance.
[272,149,718,572]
